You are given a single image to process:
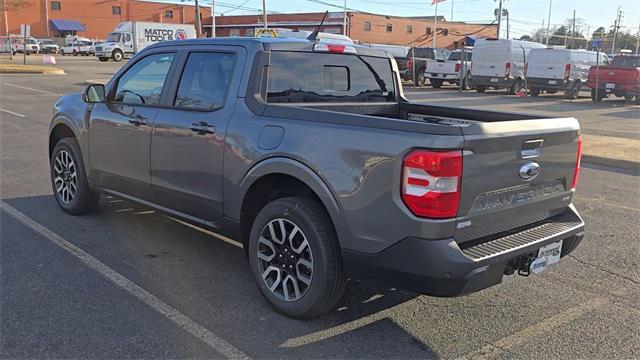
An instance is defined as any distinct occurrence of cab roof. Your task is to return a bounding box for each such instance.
[146,36,392,58]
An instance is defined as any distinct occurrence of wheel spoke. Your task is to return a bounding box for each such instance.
[296,259,312,286]
[282,275,300,301]
[261,266,282,292]
[257,236,276,262]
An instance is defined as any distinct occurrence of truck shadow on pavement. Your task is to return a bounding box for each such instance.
[3,194,438,359]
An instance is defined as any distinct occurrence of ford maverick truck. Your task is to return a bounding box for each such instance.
[49,37,585,318]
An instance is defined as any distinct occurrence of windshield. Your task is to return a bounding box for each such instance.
[107,33,121,43]
[611,56,640,67]
[267,51,395,103]
[40,40,54,44]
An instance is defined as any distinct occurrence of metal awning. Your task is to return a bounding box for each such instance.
[50,19,86,32]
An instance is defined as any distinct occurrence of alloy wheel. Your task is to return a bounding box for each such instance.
[257,218,313,302]
[53,150,78,204]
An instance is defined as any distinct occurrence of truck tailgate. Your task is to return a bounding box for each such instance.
[455,117,580,244]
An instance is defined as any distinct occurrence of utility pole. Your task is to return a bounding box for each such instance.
[433,1,438,48]
[541,19,545,43]
[545,0,552,45]
[194,0,202,37]
[506,10,509,39]
[636,21,639,54]
[571,10,576,49]
[343,0,347,35]
[612,7,622,53]
[211,0,215,37]
[262,0,267,29]
[450,0,454,22]
[496,0,503,38]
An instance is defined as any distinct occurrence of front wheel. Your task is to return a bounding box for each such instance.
[112,50,123,62]
[510,79,523,95]
[248,197,345,319]
[591,89,604,103]
[530,88,540,97]
[476,85,487,93]
[50,138,100,214]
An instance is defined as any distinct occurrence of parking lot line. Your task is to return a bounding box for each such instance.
[456,298,607,360]
[0,201,250,360]
[0,107,26,118]
[2,82,61,95]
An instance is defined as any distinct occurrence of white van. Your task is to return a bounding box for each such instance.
[470,39,545,94]
[526,48,609,99]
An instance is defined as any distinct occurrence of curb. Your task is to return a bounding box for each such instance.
[582,154,640,171]
[0,68,65,75]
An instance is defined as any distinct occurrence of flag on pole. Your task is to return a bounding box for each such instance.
[432,0,446,5]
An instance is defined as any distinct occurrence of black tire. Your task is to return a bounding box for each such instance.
[50,138,100,215]
[112,49,123,62]
[530,88,540,97]
[565,80,581,99]
[60,50,65,56]
[72,50,77,56]
[98,57,109,62]
[248,197,345,319]
[624,92,635,102]
[591,89,604,103]
[431,79,443,88]
[510,78,523,95]
[476,85,486,93]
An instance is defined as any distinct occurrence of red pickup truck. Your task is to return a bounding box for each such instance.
[587,55,640,104]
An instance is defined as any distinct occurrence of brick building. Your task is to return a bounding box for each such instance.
[205,12,497,49]
[2,0,210,39]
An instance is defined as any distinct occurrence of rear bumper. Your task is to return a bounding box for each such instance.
[586,81,639,93]
[527,77,571,90]
[470,75,513,88]
[343,205,584,297]
[427,73,460,80]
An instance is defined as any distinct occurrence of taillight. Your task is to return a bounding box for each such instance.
[564,63,571,80]
[524,62,528,74]
[401,149,462,219]
[505,62,511,78]
[406,58,413,69]
[570,136,582,191]
[455,63,461,72]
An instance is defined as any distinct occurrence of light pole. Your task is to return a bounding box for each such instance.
[343,0,347,35]
[262,0,267,29]
[546,0,552,45]
[211,0,215,37]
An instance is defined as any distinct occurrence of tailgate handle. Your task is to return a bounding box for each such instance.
[521,139,544,159]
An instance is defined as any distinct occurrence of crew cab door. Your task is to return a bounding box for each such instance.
[88,51,177,200]
[150,46,244,221]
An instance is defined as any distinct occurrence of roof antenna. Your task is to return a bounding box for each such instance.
[307,11,329,41]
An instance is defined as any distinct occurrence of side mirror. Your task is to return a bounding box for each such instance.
[84,84,105,103]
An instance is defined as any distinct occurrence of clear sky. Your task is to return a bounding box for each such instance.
[154,0,639,39]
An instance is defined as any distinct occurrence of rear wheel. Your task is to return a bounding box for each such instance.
[248,197,345,319]
[565,80,581,99]
[476,85,487,93]
[72,50,77,56]
[50,138,100,215]
[591,89,604,103]
[510,78,523,95]
[431,79,443,88]
[530,88,541,97]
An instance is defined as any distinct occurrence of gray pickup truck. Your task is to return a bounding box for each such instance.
[49,37,585,318]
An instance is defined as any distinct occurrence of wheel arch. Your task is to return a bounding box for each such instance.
[233,157,345,249]
[49,118,80,159]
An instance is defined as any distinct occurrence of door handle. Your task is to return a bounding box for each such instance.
[190,121,215,135]
[128,114,147,126]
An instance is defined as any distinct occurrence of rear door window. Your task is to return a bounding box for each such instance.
[267,51,395,103]
[174,52,236,110]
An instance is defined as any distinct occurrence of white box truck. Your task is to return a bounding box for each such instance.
[95,21,196,62]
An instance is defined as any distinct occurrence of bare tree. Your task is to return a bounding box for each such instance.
[0,0,28,11]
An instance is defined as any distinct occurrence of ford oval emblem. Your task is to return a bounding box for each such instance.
[519,162,541,181]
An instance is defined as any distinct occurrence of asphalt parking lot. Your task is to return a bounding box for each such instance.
[1,56,639,359]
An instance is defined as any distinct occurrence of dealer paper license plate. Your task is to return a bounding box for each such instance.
[530,241,563,274]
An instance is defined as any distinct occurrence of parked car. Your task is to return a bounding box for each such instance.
[49,37,585,318]
[587,55,640,104]
[95,21,196,62]
[61,41,93,56]
[425,48,472,88]
[527,48,606,99]
[10,38,34,55]
[37,38,59,54]
[471,38,546,94]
